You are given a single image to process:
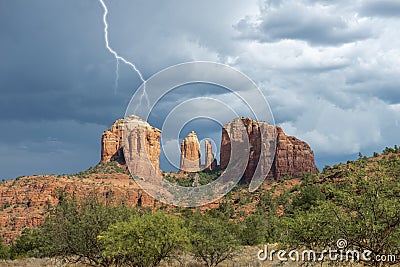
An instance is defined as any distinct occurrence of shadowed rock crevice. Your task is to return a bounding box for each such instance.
[204,140,217,171]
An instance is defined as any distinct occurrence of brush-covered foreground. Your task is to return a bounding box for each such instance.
[0,146,399,266]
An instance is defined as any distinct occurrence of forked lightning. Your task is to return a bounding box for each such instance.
[98,0,149,109]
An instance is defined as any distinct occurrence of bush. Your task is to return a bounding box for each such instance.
[10,228,49,259]
[189,215,240,267]
[0,237,10,259]
[278,164,400,265]
[278,203,340,252]
[290,184,326,212]
[11,194,136,266]
[330,174,400,261]
[382,146,398,154]
[98,211,188,267]
[239,213,268,246]
[204,201,234,220]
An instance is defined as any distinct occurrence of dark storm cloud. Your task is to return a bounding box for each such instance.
[0,0,144,179]
[345,66,400,105]
[1,0,400,180]
[350,84,400,105]
[0,120,105,180]
[0,0,254,179]
[361,0,400,17]
[0,0,141,126]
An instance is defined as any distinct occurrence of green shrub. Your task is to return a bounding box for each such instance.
[290,184,326,212]
[239,213,268,246]
[278,161,400,264]
[189,215,240,267]
[10,228,48,259]
[99,211,188,267]
[0,237,10,260]
[11,194,136,266]
[278,202,339,250]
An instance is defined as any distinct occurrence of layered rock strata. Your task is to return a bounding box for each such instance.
[180,131,201,172]
[122,116,162,178]
[204,140,217,171]
[101,116,162,178]
[220,117,317,182]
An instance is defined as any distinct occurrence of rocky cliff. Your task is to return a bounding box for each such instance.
[100,118,125,164]
[101,116,162,178]
[122,116,162,178]
[0,166,156,244]
[272,126,318,179]
[102,116,317,180]
[220,117,317,182]
[204,140,217,171]
[180,131,201,172]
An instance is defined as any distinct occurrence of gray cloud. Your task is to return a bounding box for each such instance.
[0,0,143,126]
[0,120,104,180]
[235,0,372,46]
[361,0,400,17]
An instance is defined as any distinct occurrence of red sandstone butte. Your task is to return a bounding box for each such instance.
[180,131,201,172]
[220,117,317,182]
[101,115,162,178]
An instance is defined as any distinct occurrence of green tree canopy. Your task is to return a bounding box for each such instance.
[11,194,136,266]
[98,211,188,267]
[189,215,240,267]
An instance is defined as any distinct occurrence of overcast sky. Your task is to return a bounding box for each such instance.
[1,0,399,179]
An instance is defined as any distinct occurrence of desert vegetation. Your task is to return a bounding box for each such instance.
[1,146,399,266]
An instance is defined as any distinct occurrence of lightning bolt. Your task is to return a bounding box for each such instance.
[98,0,150,109]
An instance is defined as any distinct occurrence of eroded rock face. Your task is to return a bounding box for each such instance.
[180,131,201,172]
[100,119,125,164]
[101,116,162,179]
[123,116,162,178]
[220,117,317,182]
[271,126,318,179]
[0,173,156,244]
[204,140,217,171]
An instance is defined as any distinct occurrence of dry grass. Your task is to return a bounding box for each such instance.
[1,246,367,267]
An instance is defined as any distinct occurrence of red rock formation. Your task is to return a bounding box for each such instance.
[220,117,317,182]
[204,140,217,171]
[180,131,201,172]
[0,173,156,244]
[100,118,125,164]
[101,116,162,178]
[271,126,318,179]
[0,116,319,244]
[123,116,162,178]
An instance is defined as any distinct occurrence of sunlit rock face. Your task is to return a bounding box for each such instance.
[220,117,317,182]
[180,131,201,172]
[101,116,162,178]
